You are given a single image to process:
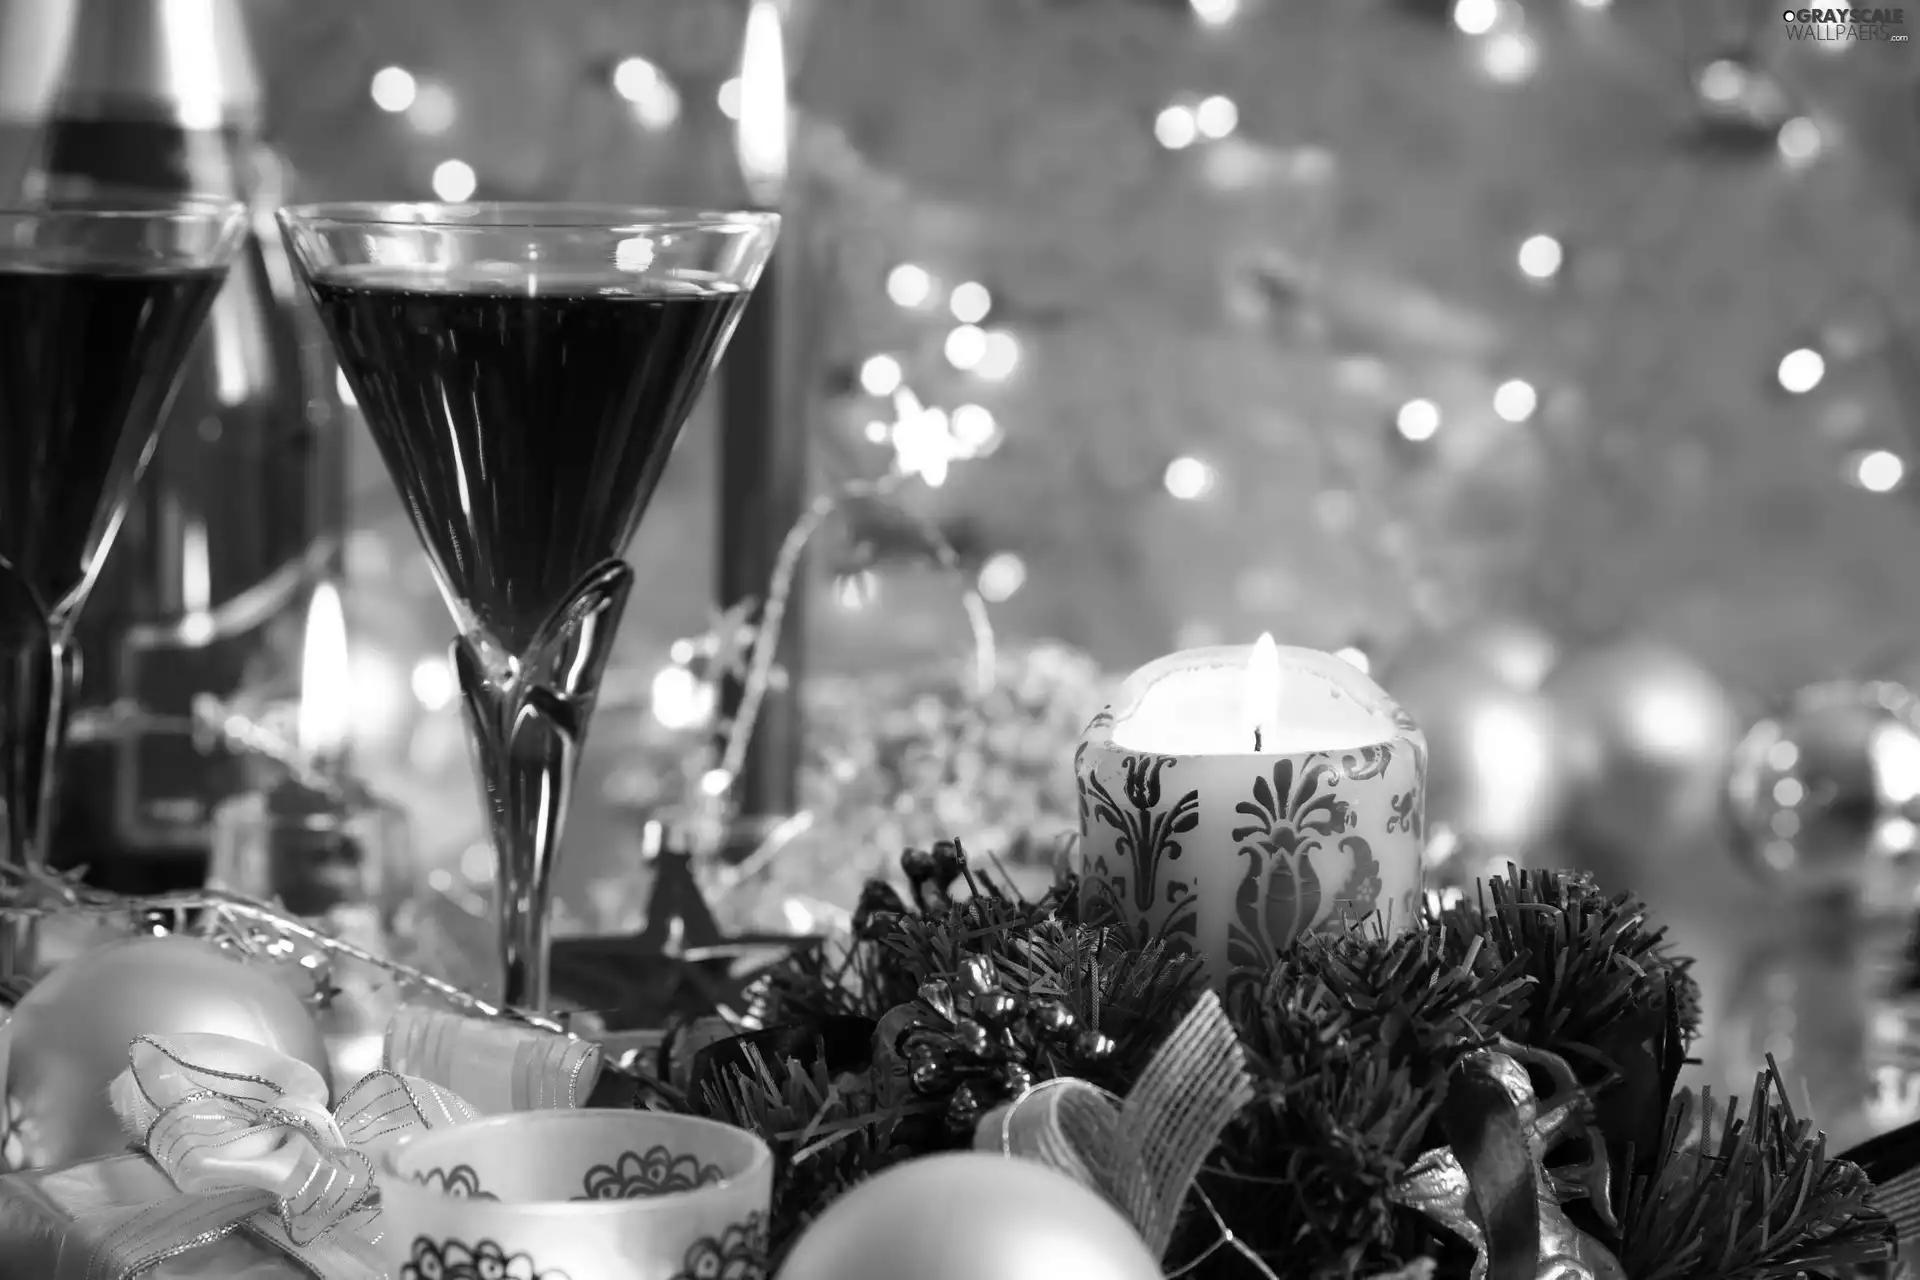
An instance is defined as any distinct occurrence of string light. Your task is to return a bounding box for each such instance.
[1516,233,1563,281]
[833,569,881,609]
[1492,379,1538,423]
[859,354,904,396]
[1190,0,1242,25]
[1395,398,1442,441]
[1853,450,1906,493]
[949,281,993,323]
[1777,347,1826,394]
[717,77,743,120]
[431,159,477,202]
[1482,31,1538,84]
[407,83,457,135]
[976,330,1022,380]
[650,663,716,729]
[1164,456,1218,500]
[945,324,988,371]
[886,264,934,308]
[1194,95,1240,141]
[611,57,682,131]
[1776,116,1823,166]
[409,657,456,711]
[978,552,1028,602]
[1335,646,1371,674]
[1154,104,1200,151]
[951,404,1001,454]
[1452,0,1501,36]
[370,67,417,113]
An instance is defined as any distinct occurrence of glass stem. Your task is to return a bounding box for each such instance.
[0,567,72,979]
[452,560,634,1012]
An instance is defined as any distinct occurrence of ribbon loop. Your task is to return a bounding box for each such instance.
[99,1010,580,1280]
[976,990,1254,1260]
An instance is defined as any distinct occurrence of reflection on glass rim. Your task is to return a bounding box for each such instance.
[280,201,780,235]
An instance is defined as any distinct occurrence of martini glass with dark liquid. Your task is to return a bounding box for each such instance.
[0,199,247,974]
[278,203,778,1010]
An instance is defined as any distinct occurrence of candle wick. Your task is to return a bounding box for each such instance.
[1253,727,1262,752]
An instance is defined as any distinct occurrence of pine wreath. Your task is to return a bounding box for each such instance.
[643,846,1893,1280]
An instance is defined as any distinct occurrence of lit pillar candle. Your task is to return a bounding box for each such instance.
[1075,634,1427,989]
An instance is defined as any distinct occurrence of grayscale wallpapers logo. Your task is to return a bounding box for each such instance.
[1783,8,1910,40]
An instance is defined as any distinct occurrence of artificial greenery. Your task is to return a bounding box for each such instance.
[656,846,1893,1280]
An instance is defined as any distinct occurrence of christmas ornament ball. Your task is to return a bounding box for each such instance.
[1545,639,1741,861]
[1383,644,1569,869]
[776,1153,1161,1280]
[0,934,329,1170]
[1391,616,1560,694]
[1726,681,1920,899]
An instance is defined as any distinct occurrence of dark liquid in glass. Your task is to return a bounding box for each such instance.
[307,268,745,655]
[0,265,225,619]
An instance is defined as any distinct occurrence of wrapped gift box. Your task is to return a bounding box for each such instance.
[0,1155,296,1279]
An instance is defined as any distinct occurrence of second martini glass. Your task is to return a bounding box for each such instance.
[278,203,778,1010]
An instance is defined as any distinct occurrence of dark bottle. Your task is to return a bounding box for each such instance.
[0,0,346,892]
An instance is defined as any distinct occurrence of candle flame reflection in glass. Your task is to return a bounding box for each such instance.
[298,583,352,761]
[736,0,788,202]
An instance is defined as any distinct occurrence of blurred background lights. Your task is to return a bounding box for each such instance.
[1154,104,1199,150]
[406,82,457,135]
[1335,646,1371,674]
[1194,95,1239,140]
[886,263,933,308]
[1777,347,1826,394]
[976,330,1021,380]
[1481,32,1538,84]
[409,656,455,711]
[977,552,1028,602]
[1396,398,1442,442]
[611,57,681,130]
[1452,0,1501,36]
[1492,378,1538,423]
[834,569,880,610]
[1695,60,1751,108]
[717,77,742,119]
[950,403,999,453]
[858,354,904,397]
[611,56,661,101]
[949,281,992,323]
[430,159,477,202]
[369,66,416,113]
[1189,0,1242,25]
[650,663,715,729]
[1516,233,1563,281]
[1572,0,1611,8]
[863,418,889,444]
[1776,117,1823,166]
[1853,450,1906,494]
[945,324,987,371]
[1164,455,1217,500]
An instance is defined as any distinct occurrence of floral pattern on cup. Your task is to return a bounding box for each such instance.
[415,1164,499,1201]
[573,1145,727,1200]
[400,1236,566,1280]
[668,1212,768,1280]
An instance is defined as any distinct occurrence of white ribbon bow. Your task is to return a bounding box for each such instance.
[99,1030,477,1280]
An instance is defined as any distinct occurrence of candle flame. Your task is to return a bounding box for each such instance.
[297,582,352,763]
[1244,632,1281,751]
[736,0,789,205]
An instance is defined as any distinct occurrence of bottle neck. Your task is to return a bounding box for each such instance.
[0,0,262,199]
[27,114,250,201]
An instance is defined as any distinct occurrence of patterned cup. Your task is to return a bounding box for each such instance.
[380,1109,773,1280]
